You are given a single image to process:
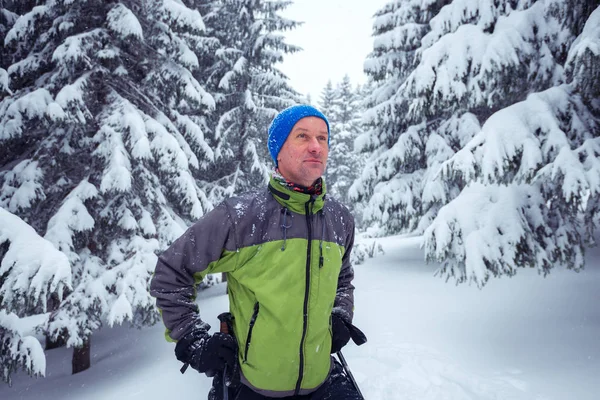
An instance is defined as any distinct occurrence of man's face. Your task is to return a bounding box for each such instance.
[277,116,329,187]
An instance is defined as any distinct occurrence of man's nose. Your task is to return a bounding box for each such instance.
[307,137,321,153]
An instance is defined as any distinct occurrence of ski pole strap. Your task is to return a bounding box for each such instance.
[180,363,189,374]
[347,322,367,346]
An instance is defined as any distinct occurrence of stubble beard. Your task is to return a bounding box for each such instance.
[299,162,325,187]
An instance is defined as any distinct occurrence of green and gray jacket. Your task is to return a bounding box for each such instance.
[150,177,355,397]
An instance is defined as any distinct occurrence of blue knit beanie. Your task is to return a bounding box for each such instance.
[268,104,330,166]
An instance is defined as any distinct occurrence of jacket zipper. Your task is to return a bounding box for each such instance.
[294,196,315,395]
[243,302,260,363]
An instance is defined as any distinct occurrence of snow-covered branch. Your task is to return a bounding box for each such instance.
[0,208,72,314]
[0,311,46,385]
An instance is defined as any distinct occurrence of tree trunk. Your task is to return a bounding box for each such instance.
[45,294,66,350]
[72,338,91,374]
[45,333,66,350]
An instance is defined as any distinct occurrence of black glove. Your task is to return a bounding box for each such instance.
[175,331,238,375]
[330,314,351,354]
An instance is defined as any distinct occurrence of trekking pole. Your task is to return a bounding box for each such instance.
[335,320,367,399]
[222,365,229,400]
[218,313,234,400]
[336,351,364,400]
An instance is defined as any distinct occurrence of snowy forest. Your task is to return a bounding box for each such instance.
[1,0,599,393]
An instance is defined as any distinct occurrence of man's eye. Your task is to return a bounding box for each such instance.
[297,133,306,138]
[319,136,327,141]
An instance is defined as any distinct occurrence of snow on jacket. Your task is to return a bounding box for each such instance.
[150,176,356,397]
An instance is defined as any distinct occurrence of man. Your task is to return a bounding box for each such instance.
[150,104,365,399]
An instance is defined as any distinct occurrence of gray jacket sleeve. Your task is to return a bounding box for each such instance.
[332,214,355,323]
[149,203,237,341]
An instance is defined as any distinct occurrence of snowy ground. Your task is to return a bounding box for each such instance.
[2,235,599,400]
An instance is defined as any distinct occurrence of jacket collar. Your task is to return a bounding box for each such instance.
[268,176,326,214]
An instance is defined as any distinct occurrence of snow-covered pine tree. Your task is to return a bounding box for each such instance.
[426,1,600,286]
[325,75,363,204]
[205,0,301,200]
[565,2,600,233]
[397,0,599,287]
[319,79,336,120]
[0,1,23,97]
[350,0,460,236]
[0,208,72,384]
[305,92,313,105]
[318,79,337,191]
[0,311,44,385]
[1,0,216,373]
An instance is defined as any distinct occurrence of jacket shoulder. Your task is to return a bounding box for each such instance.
[219,189,279,247]
[221,189,273,220]
[324,196,354,223]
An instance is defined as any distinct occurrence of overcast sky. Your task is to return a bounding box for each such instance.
[278,0,390,103]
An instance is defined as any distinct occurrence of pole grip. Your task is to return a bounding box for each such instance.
[220,320,229,334]
[217,312,233,335]
[216,313,234,400]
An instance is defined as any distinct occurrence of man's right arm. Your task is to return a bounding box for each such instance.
[150,203,237,341]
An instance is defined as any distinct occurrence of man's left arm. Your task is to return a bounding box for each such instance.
[330,214,367,354]
[332,215,355,323]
